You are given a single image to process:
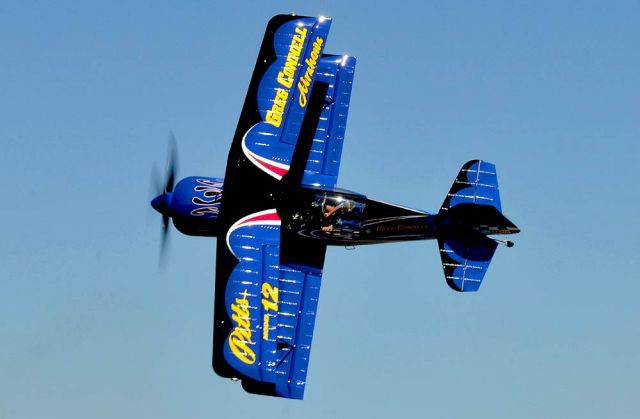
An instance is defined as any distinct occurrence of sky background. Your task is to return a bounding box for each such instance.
[2,1,639,418]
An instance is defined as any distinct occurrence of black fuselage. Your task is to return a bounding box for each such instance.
[279,187,438,246]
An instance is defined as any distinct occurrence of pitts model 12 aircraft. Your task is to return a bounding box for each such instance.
[150,14,519,400]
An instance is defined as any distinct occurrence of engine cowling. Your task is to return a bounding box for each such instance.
[151,176,224,237]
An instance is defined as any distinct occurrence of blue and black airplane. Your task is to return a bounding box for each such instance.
[150,14,519,400]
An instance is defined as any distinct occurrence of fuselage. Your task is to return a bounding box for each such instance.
[150,175,520,248]
[278,186,437,245]
[150,176,441,245]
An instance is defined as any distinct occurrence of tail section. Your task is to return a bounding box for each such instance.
[437,160,519,292]
[440,160,502,213]
[438,234,498,292]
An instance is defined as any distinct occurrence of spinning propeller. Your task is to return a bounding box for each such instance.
[150,132,179,259]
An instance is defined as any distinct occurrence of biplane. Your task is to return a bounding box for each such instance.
[150,14,520,399]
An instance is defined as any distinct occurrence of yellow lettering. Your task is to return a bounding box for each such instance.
[265,110,282,127]
[261,298,277,312]
[260,283,278,341]
[262,314,271,340]
[228,289,256,364]
[261,283,279,304]
[297,37,324,108]
[261,282,279,312]
[266,88,289,127]
[277,71,293,89]
[266,27,310,125]
[228,328,256,365]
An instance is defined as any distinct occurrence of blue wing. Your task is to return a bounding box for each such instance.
[239,16,332,180]
[300,54,356,188]
[221,209,323,399]
[214,14,356,399]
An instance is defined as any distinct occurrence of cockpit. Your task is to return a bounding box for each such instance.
[284,188,367,240]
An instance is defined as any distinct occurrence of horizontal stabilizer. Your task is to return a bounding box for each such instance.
[443,203,520,235]
[439,160,519,235]
[438,234,498,292]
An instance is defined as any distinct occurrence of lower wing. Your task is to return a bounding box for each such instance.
[213,209,326,399]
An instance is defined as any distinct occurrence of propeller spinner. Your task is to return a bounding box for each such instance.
[150,133,179,257]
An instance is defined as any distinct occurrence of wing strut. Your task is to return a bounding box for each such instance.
[279,81,330,271]
[282,81,330,190]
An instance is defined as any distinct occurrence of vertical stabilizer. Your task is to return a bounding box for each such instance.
[437,160,519,292]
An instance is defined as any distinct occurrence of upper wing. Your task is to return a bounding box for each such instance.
[299,54,356,189]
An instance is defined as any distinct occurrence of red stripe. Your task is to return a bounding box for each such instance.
[257,159,289,178]
[239,211,281,227]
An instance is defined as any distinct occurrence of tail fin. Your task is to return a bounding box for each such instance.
[440,160,502,213]
[437,160,519,292]
[440,160,519,235]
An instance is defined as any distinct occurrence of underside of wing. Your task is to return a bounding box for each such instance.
[213,15,354,399]
[300,54,356,189]
[214,210,325,399]
[228,15,332,182]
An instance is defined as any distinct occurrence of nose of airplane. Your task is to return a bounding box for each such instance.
[151,193,169,214]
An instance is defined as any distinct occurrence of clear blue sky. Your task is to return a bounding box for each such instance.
[2,1,639,418]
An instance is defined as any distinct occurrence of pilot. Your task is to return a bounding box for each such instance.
[323,202,344,218]
[321,199,360,232]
